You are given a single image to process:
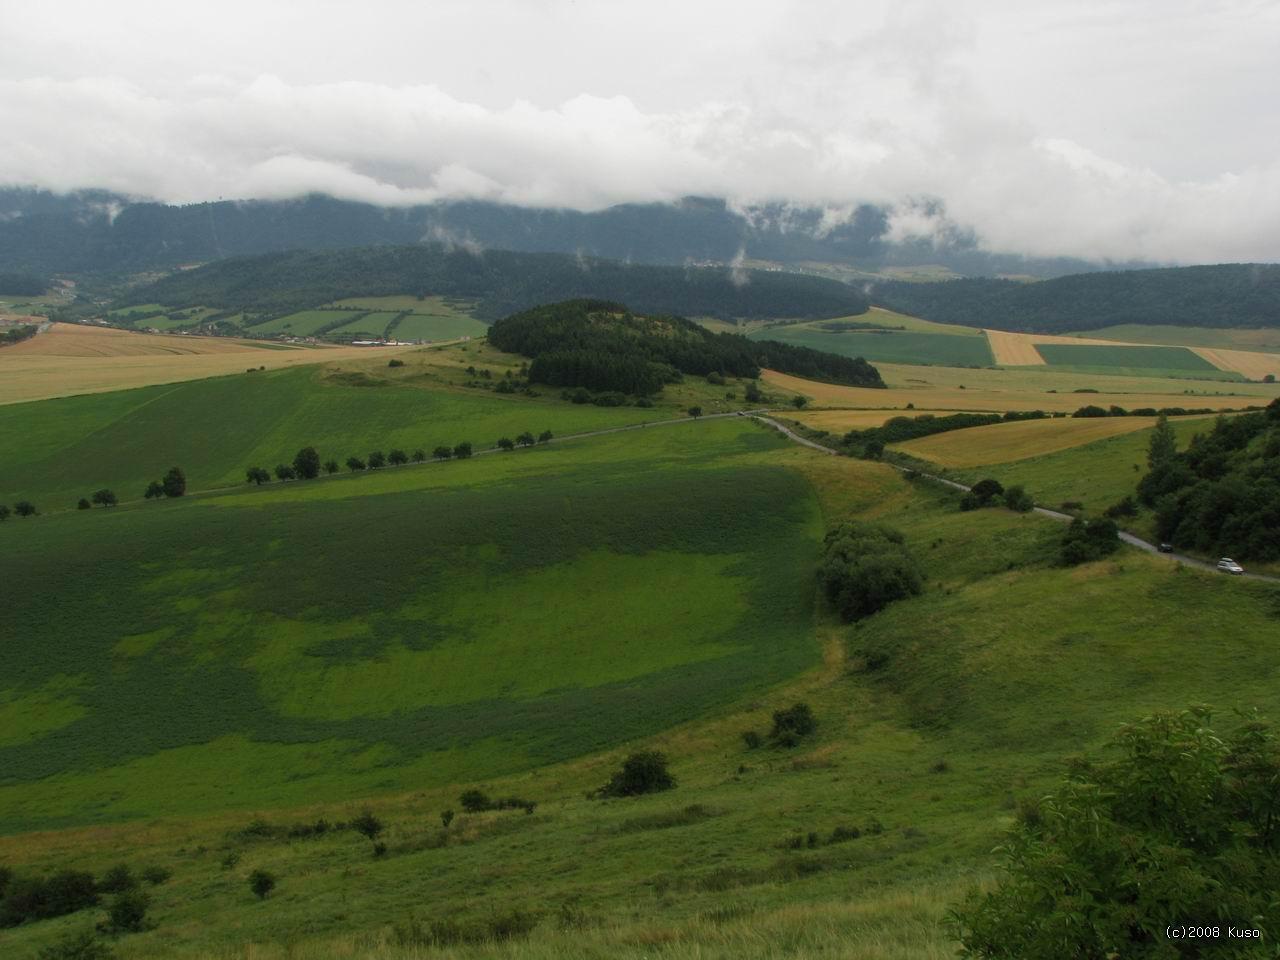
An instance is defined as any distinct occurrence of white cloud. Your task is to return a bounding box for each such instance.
[0,1,1276,263]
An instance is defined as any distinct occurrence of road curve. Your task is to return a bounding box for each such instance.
[752,415,1280,585]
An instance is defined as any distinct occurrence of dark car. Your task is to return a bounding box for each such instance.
[1157,542,1174,553]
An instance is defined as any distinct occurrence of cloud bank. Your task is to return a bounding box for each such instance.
[0,1,1277,264]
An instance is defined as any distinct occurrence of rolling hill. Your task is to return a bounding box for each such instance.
[871,263,1280,333]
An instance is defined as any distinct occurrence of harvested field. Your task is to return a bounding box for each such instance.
[892,415,1170,467]
[986,330,1046,365]
[0,323,418,404]
[1192,347,1280,380]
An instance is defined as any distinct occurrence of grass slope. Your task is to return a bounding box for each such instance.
[0,419,820,832]
[4,446,1280,959]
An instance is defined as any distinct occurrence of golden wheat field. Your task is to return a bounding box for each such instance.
[0,323,419,404]
[1190,347,1280,380]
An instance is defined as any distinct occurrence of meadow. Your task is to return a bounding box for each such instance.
[4,435,1280,959]
[248,310,362,336]
[752,324,994,367]
[0,418,821,832]
[1034,342,1226,373]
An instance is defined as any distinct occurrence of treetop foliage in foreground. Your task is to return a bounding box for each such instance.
[952,706,1280,959]
[487,299,884,393]
[872,263,1280,333]
[119,244,870,322]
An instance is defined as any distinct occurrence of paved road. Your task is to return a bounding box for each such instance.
[753,415,1280,585]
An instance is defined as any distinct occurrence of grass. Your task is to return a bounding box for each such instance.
[891,414,1207,468]
[932,416,1215,513]
[329,295,478,316]
[390,314,489,341]
[249,310,360,336]
[4,437,1280,959]
[1076,324,1280,353]
[0,418,821,831]
[1035,342,1220,372]
[752,325,994,367]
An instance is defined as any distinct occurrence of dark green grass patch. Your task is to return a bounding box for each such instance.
[0,424,821,830]
[751,327,994,367]
[0,366,660,508]
[391,314,489,341]
[1035,343,1217,371]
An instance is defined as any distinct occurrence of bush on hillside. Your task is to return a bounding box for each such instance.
[1002,485,1034,512]
[770,702,817,748]
[101,890,149,933]
[292,446,321,479]
[1059,516,1121,565]
[819,521,924,622]
[249,870,276,900]
[597,752,676,798]
[0,870,98,927]
[161,466,186,497]
[36,929,116,960]
[951,706,1280,958]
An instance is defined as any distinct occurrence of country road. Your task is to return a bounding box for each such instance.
[753,415,1280,586]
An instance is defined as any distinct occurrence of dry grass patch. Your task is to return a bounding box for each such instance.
[892,416,1169,468]
[1191,347,1280,380]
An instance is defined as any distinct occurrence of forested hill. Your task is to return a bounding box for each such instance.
[488,299,885,392]
[121,245,869,321]
[871,263,1280,333]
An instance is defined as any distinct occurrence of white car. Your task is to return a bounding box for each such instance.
[1217,558,1245,575]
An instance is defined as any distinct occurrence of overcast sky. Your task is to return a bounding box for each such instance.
[1,0,1277,263]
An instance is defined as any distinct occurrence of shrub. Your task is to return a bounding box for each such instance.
[98,864,136,894]
[140,866,171,886]
[411,449,426,463]
[635,397,653,408]
[0,870,99,927]
[91,489,117,507]
[440,809,454,828]
[741,730,763,750]
[36,929,116,960]
[388,358,405,367]
[1059,516,1121,565]
[497,437,515,451]
[248,870,275,900]
[432,446,453,460]
[388,448,409,465]
[161,466,186,497]
[770,703,817,748]
[367,450,387,469]
[219,851,240,870]
[951,707,1280,959]
[819,521,923,622]
[273,463,296,481]
[14,500,37,516]
[452,442,473,459]
[351,810,384,842]
[460,789,490,812]
[292,446,321,479]
[597,751,676,798]
[969,478,1004,504]
[829,825,861,844]
[78,498,91,510]
[1002,485,1034,512]
[687,406,702,418]
[538,430,554,443]
[102,890,149,933]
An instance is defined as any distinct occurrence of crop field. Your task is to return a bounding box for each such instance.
[1034,342,1221,372]
[1190,346,1280,380]
[328,311,401,336]
[752,324,994,367]
[248,309,359,336]
[0,363,678,509]
[790,408,986,433]
[0,324,414,405]
[390,312,489,340]
[934,416,1215,512]
[5,438,1280,959]
[891,414,1206,467]
[1077,323,1280,353]
[0,418,820,830]
[764,364,1279,414]
[329,295,478,316]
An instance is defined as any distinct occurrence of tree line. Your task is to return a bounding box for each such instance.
[0,323,38,347]
[1139,400,1280,559]
[488,299,885,394]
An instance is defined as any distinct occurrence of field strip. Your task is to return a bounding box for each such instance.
[891,416,1162,467]
[985,330,1046,365]
[1191,347,1280,379]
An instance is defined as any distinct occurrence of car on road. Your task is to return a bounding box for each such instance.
[1217,557,1245,575]
[1158,542,1174,553]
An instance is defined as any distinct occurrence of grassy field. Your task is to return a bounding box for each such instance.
[929,416,1215,513]
[752,324,994,368]
[891,414,1205,467]
[0,324,416,405]
[390,313,489,341]
[4,434,1280,959]
[329,295,478,316]
[249,310,360,336]
[0,418,821,832]
[1077,323,1280,353]
[1035,342,1221,372]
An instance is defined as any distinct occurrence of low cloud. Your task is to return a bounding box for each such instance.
[0,65,1277,264]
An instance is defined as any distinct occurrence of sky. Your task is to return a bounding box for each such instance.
[1,0,1278,263]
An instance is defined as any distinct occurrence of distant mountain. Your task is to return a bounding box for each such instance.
[871,264,1280,333]
[0,187,1137,279]
[118,244,870,321]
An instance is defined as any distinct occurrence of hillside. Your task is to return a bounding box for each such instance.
[487,300,885,391]
[113,244,871,323]
[871,263,1280,333]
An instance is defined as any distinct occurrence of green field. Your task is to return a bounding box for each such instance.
[5,435,1280,959]
[390,313,489,340]
[249,310,360,336]
[1075,324,1280,353]
[328,311,401,337]
[750,324,994,367]
[0,419,820,831]
[1035,342,1218,371]
[0,363,681,509]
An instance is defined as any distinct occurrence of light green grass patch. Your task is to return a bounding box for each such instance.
[0,676,88,747]
[389,313,489,340]
[1035,342,1218,371]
